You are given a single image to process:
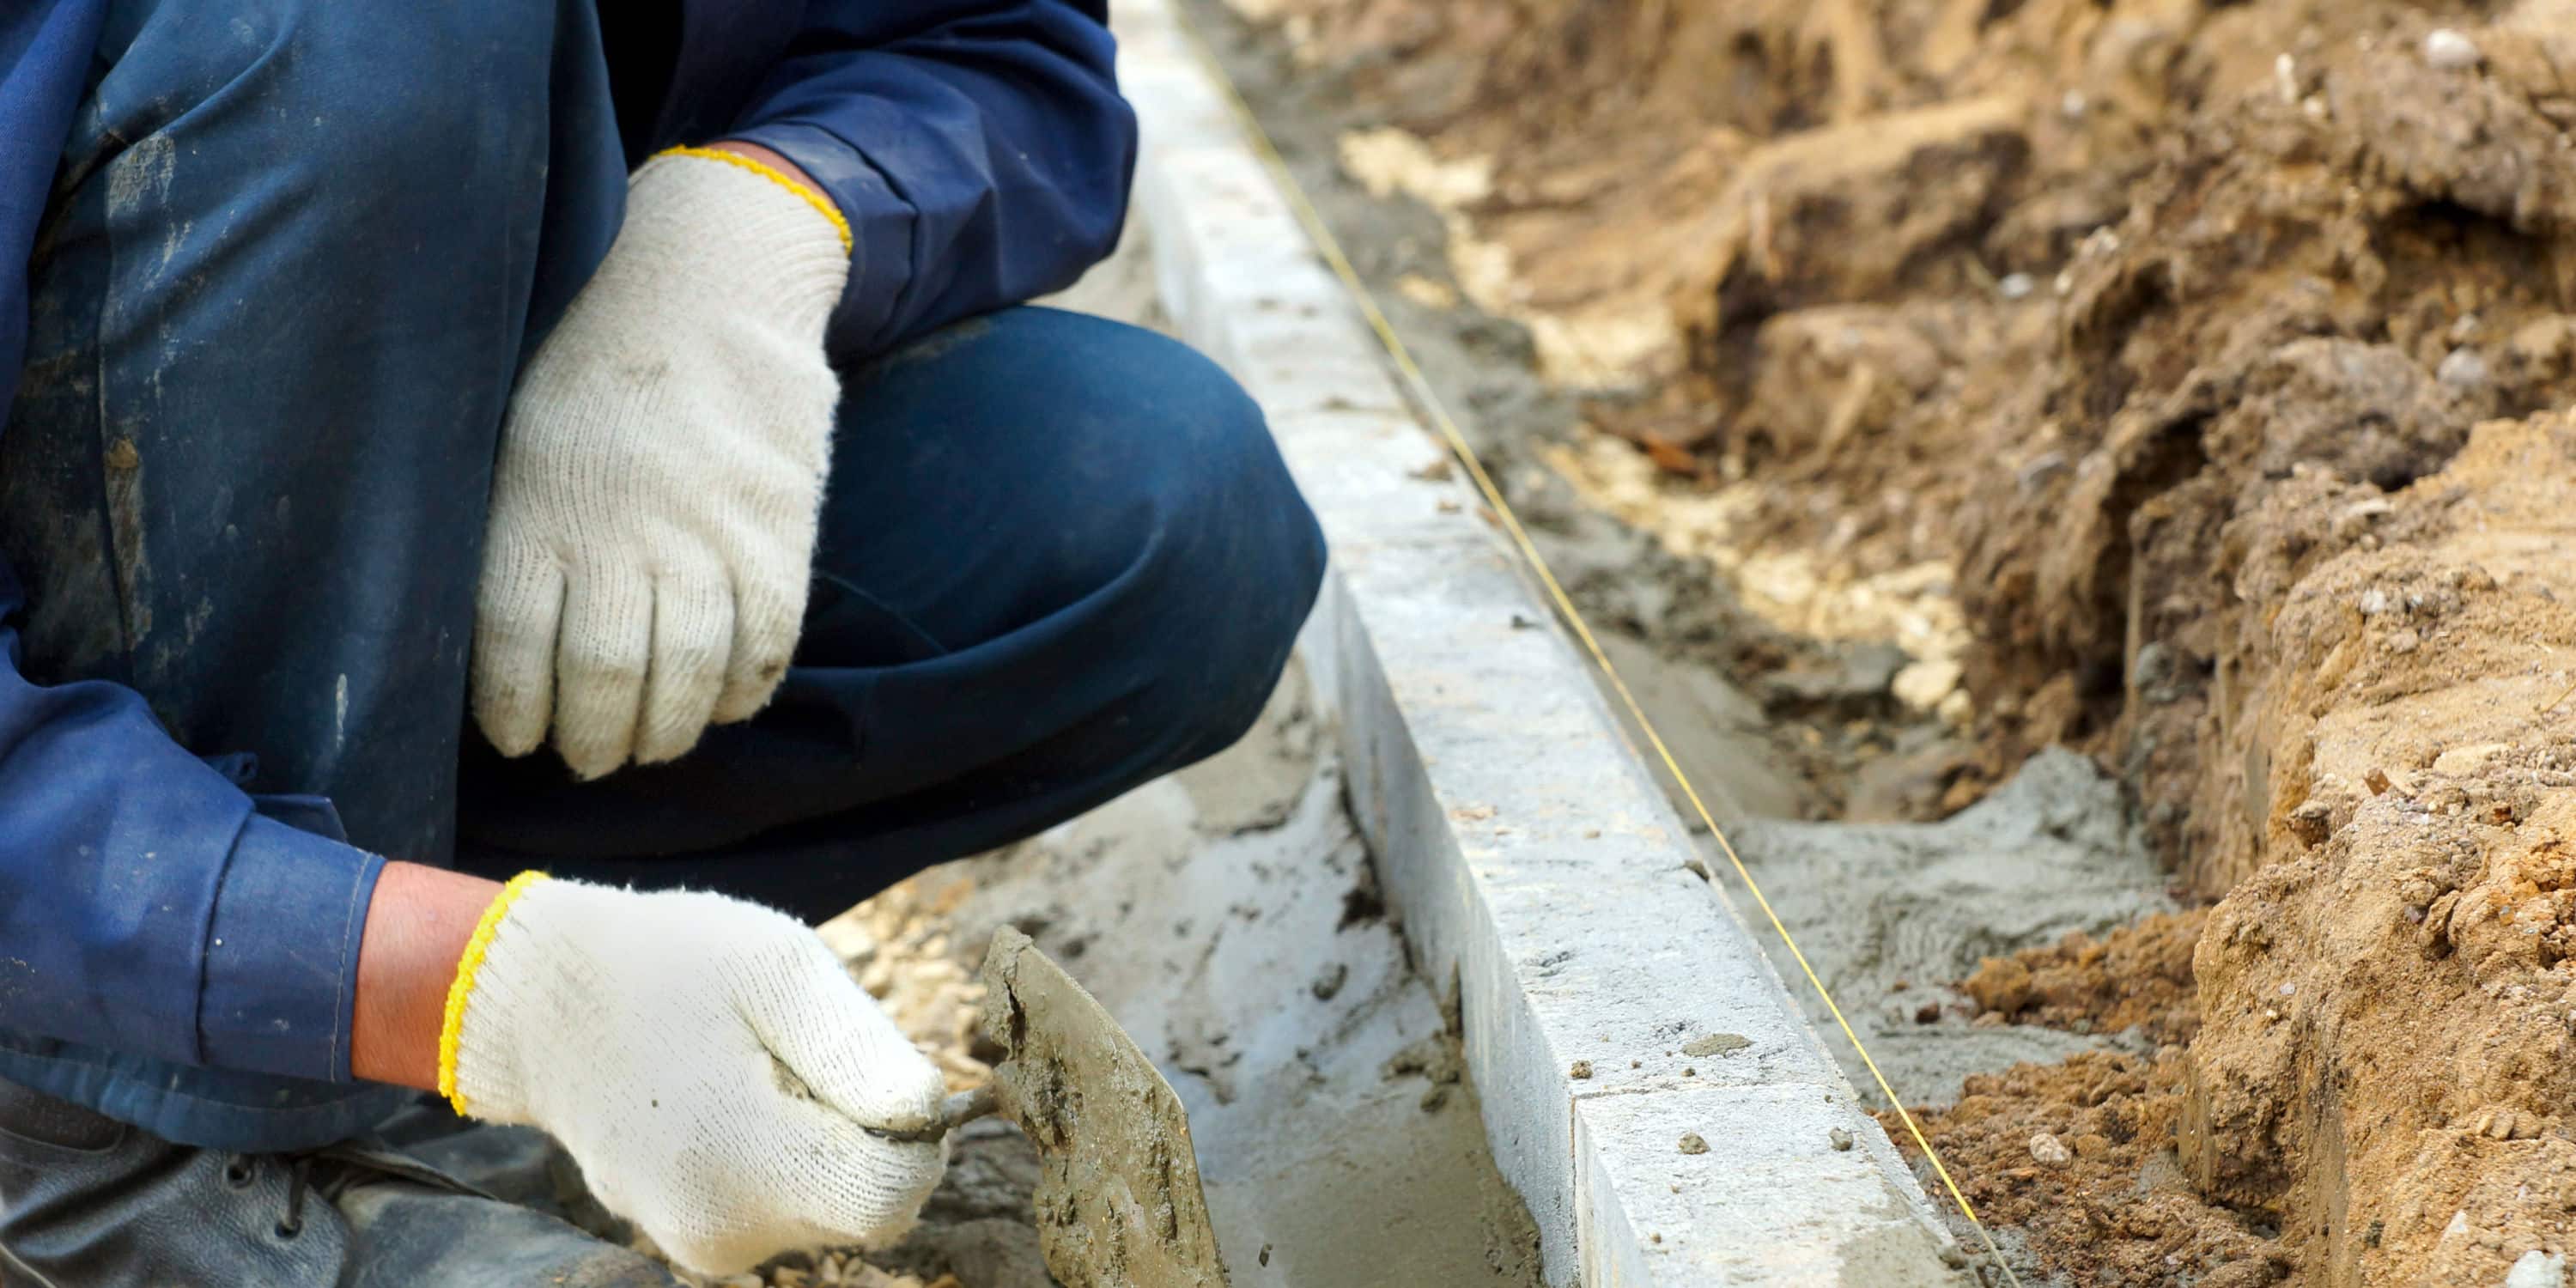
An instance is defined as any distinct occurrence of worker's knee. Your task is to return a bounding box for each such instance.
[829,307,1327,775]
[1094,334,1327,766]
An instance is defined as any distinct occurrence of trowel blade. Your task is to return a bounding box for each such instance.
[979,927,1231,1288]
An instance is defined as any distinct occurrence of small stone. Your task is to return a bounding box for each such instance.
[2507,1249,2567,1288]
[1678,1133,1710,1156]
[1260,1244,1273,1267]
[2335,497,2395,538]
[1829,1127,1855,1151]
[1892,659,1964,713]
[2028,1131,2073,1167]
[1310,963,1348,1001]
[2131,641,2176,691]
[1570,1060,1594,1080]
[1914,1001,1943,1024]
[2439,347,2489,390]
[1972,1010,2007,1028]
[1997,272,2035,301]
[815,911,878,963]
[2434,743,2512,777]
[2423,27,2481,70]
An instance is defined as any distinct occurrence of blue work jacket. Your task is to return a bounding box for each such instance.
[0,0,1133,1083]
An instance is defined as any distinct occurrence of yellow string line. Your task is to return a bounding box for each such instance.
[1163,13,2024,1283]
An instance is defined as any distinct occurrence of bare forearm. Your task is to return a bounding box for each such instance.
[352,861,502,1089]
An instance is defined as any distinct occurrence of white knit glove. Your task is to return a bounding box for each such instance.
[440,875,948,1275]
[474,147,851,779]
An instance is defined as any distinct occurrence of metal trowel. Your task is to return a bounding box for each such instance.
[895,927,1232,1287]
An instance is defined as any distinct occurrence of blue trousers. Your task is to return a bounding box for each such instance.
[0,0,1323,1151]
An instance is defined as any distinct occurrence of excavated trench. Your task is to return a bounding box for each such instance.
[659,1,2576,1280]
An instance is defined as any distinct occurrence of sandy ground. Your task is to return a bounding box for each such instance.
[1192,0,2576,1282]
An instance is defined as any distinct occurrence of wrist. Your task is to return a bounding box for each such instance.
[668,141,852,256]
[351,862,505,1090]
[702,141,827,205]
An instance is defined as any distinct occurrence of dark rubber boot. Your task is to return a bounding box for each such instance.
[0,1077,680,1287]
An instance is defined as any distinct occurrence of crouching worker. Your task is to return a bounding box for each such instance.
[0,0,1324,1281]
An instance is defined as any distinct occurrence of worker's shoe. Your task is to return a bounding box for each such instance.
[0,1075,679,1287]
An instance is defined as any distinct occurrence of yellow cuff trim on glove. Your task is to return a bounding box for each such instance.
[659,145,854,256]
[437,870,552,1115]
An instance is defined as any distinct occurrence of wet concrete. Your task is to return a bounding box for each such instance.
[895,656,1546,1287]
[1734,750,2175,1108]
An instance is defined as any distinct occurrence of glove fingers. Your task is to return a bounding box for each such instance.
[636,576,734,764]
[711,580,805,726]
[767,1094,948,1249]
[471,539,567,758]
[751,951,946,1129]
[550,572,654,780]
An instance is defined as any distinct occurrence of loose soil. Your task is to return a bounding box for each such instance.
[1202,0,2576,1283]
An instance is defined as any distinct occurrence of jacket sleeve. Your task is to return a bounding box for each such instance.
[725,0,1138,360]
[2,1,380,1089]
[0,563,386,1084]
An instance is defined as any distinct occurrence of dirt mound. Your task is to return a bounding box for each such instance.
[1965,908,2206,1045]
[1216,0,2576,1281]
[2181,416,2576,1283]
[1883,1049,2287,1286]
